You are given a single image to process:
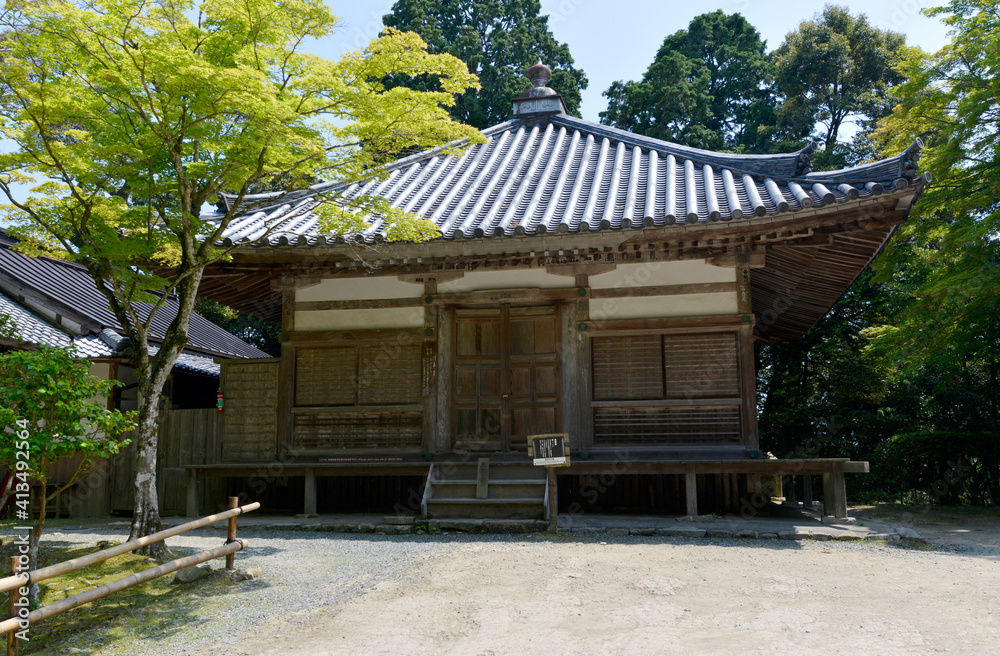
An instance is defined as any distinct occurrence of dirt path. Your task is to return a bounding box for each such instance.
[217,536,999,656]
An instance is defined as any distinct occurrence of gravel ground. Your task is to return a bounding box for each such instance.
[35,520,1000,656]
[37,527,456,656]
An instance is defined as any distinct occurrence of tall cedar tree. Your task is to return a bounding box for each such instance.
[773,5,908,168]
[0,0,483,555]
[600,11,783,152]
[384,0,588,128]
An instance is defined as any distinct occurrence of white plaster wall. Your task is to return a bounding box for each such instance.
[295,307,424,331]
[88,362,111,380]
[589,260,736,289]
[296,276,422,302]
[437,269,570,293]
[590,292,738,321]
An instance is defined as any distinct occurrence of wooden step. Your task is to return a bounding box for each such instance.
[431,480,545,500]
[434,464,544,482]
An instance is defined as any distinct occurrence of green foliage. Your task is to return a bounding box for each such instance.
[383,0,588,128]
[195,298,279,357]
[774,5,908,165]
[0,2,482,270]
[0,347,134,480]
[601,6,907,163]
[874,432,999,505]
[871,0,1000,381]
[759,0,1000,499]
[600,11,779,152]
[757,270,911,462]
[0,0,484,538]
[0,312,20,340]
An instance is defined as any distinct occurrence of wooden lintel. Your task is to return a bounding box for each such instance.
[294,282,736,313]
[397,271,465,284]
[270,275,321,291]
[592,282,734,299]
[284,328,424,344]
[708,250,766,269]
[290,403,422,414]
[546,262,617,277]
[582,314,753,336]
[590,398,742,409]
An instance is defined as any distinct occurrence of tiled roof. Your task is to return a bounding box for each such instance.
[76,329,220,376]
[0,291,72,348]
[210,113,928,246]
[0,296,221,376]
[0,232,270,360]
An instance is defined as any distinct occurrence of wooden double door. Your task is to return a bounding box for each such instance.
[453,304,561,451]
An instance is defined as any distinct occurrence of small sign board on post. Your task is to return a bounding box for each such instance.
[528,433,570,467]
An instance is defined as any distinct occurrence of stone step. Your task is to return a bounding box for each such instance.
[425,497,545,520]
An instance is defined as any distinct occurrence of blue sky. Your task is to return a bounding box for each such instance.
[323,0,953,122]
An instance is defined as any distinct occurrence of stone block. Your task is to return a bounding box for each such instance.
[705,529,734,539]
[173,565,212,584]
[656,527,707,538]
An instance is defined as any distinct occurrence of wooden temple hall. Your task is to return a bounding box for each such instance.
[191,62,928,521]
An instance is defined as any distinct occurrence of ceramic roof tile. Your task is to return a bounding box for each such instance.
[209,114,927,247]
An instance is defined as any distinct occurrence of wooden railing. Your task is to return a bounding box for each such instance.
[0,497,259,655]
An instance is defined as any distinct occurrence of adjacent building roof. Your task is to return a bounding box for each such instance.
[209,113,927,247]
[0,292,223,376]
[73,328,221,376]
[0,290,72,349]
[0,230,269,360]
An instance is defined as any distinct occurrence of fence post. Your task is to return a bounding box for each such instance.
[225,497,238,571]
[8,556,17,656]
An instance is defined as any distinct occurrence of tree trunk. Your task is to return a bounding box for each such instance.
[127,378,168,558]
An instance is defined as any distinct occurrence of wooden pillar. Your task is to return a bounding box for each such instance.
[736,253,759,451]
[435,305,455,451]
[685,465,698,516]
[803,474,814,508]
[278,288,297,457]
[186,472,199,518]
[422,281,439,454]
[786,475,797,503]
[560,300,580,444]
[303,467,317,516]
[822,465,847,518]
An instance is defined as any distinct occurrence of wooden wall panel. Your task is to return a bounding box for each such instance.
[358,345,422,404]
[594,406,741,446]
[592,335,664,400]
[295,347,357,406]
[291,338,424,451]
[663,334,740,399]
[591,331,743,447]
[293,411,422,450]
[222,360,279,462]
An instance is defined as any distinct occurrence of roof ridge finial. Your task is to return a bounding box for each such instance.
[512,58,566,118]
[528,58,552,88]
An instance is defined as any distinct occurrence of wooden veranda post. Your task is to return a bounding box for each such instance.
[226,496,238,571]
